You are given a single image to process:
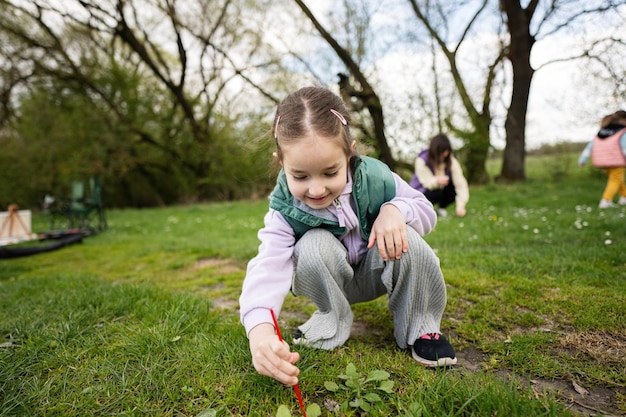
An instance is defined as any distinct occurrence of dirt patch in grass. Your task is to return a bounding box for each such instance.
[285,317,624,415]
[194,257,243,274]
[528,377,620,417]
[209,295,239,310]
[455,346,623,416]
[347,320,625,416]
[194,258,244,310]
[556,330,625,364]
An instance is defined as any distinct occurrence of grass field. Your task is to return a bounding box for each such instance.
[1,154,625,416]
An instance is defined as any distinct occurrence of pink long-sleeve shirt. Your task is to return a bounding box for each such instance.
[239,171,437,336]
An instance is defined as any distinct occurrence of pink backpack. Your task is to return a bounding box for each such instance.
[591,128,626,168]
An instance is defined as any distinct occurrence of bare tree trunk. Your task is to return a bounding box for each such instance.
[500,75,531,181]
[498,0,537,181]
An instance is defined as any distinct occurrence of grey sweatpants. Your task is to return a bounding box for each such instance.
[292,227,447,350]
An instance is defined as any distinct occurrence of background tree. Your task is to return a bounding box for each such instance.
[401,0,626,183]
[407,0,505,184]
[0,0,280,206]
[1,0,624,208]
[499,0,626,181]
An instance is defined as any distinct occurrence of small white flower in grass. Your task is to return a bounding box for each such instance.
[541,216,547,222]
[167,216,179,224]
[522,225,529,230]
[533,228,539,234]
[605,239,612,245]
[605,231,611,236]
[576,205,591,213]
[583,221,589,227]
[459,222,464,228]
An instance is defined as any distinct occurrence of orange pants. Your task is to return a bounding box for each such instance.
[602,167,626,201]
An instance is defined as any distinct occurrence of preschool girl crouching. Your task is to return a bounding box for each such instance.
[239,86,457,387]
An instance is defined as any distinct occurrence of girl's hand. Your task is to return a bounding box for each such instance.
[248,323,300,386]
[456,205,466,217]
[367,204,408,261]
[436,175,450,186]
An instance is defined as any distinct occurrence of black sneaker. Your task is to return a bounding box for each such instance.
[411,333,457,367]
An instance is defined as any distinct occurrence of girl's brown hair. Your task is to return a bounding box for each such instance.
[600,110,626,128]
[611,110,626,127]
[272,87,355,161]
[427,133,453,169]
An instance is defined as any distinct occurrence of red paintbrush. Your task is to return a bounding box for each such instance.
[270,309,307,417]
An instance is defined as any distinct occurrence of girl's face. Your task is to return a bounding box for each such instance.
[280,134,354,210]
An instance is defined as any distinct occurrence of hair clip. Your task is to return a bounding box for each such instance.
[330,109,347,126]
[273,115,280,139]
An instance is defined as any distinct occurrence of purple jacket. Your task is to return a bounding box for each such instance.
[239,170,436,336]
[409,150,452,193]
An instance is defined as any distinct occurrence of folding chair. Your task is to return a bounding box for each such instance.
[45,177,107,234]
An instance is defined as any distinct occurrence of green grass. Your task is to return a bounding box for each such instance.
[1,154,625,416]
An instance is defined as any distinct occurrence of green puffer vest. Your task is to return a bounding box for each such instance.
[269,156,396,240]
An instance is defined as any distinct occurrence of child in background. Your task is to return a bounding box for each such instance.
[239,86,456,387]
[578,110,626,208]
[409,134,469,217]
